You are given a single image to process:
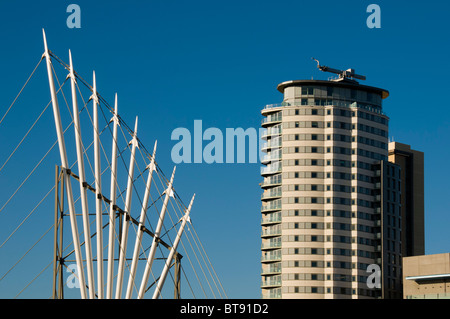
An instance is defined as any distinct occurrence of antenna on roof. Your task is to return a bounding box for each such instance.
[312,57,366,82]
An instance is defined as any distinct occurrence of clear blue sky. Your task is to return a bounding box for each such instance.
[0,0,449,299]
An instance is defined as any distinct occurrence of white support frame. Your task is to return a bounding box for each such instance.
[43,30,201,299]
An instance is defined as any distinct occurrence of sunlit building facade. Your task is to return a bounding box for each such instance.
[260,77,395,299]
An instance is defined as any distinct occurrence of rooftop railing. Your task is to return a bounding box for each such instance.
[262,99,386,115]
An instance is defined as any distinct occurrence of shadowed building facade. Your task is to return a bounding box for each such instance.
[388,142,425,257]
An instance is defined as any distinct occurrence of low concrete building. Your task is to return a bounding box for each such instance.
[403,253,450,299]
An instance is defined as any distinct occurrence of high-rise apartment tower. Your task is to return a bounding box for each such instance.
[260,65,401,299]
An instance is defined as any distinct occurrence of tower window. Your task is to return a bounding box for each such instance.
[327,87,333,97]
[302,87,314,95]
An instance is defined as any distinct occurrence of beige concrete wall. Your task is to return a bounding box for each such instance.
[403,253,450,298]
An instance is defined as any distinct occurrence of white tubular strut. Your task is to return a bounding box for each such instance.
[42,29,87,299]
[152,194,195,299]
[125,141,157,298]
[68,50,95,299]
[106,94,119,299]
[91,71,104,298]
[115,117,139,299]
[137,166,176,299]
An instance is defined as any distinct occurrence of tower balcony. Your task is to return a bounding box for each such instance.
[261,212,282,225]
[260,139,282,152]
[261,175,282,189]
[261,241,282,250]
[261,114,282,127]
[261,162,282,176]
[261,275,282,288]
[261,201,281,212]
[261,263,282,275]
[261,126,282,140]
[261,249,282,262]
[261,226,281,238]
[261,288,282,299]
[261,152,282,164]
[261,189,282,200]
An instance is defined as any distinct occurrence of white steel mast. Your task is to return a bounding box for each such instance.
[91,71,104,298]
[115,117,139,298]
[106,94,119,299]
[125,141,157,298]
[68,50,96,299]
[42,29,87,299]
[137,166,176,299]
[152,194,195,299]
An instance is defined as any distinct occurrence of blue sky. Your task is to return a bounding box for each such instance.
[0,0,449,299]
